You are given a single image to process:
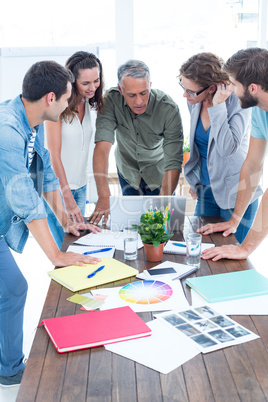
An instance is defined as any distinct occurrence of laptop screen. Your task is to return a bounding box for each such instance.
[109,195,186,232]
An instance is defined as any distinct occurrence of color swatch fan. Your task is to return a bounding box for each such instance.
[119,280,173,305]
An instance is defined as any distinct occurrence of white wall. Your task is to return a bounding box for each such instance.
[0,45,98,101]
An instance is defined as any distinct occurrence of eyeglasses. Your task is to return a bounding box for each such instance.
[179,81,210,97]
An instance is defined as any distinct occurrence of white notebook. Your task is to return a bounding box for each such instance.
[164,241,215,255]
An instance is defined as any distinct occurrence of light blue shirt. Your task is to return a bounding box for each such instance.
[0,95,59,252]
[251,106,268,140]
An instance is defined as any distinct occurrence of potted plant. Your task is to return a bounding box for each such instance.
[183,138,190,166]
[132,208,174,262]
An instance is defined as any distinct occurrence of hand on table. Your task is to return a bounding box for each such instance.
[52,250,101,268]
[197,219,238,237]
[201,244,249,261]
[63,220,101,237]
[88,196,110,225]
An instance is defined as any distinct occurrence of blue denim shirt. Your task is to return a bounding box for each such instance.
[0,95,59,253]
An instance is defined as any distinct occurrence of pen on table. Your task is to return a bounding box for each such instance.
[174,242,186,248]
[83,248,112,255]
[87,265,105,279]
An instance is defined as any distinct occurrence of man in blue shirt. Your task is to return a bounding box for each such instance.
[0,61,100,387]
[198,48,268,261]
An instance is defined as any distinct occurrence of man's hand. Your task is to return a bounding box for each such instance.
[51,250,101,267]
[197,219,238,237]
[201,244,249,261]
[63,221,102,237]
[88,196,110,225]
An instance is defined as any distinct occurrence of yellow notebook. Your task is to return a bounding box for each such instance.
[48,257,139,292]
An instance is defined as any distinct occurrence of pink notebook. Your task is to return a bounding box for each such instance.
[41,306,151,353]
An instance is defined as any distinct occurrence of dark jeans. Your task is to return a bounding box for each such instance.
[118,172,161,196]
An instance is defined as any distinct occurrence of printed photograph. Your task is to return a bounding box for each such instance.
[163,314,186,326]
[194,319,217,332]
[176,323,200,337]
[191,334,217,348]
[226,326,250,338]
[210,315,233,328]
[208,329,234,343]
[179,309,201,322]
[195,306,218,318]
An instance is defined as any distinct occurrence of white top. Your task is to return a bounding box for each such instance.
[28,128,36,167]
[61,100,93,190]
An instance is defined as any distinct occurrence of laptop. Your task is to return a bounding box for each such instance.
[109,195,186,232]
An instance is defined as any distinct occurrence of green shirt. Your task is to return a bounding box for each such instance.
[95,87,183,190]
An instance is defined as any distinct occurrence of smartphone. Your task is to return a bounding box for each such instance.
[147,267,177,276]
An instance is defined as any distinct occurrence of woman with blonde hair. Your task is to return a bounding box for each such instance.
[45,51,104,248]
[179,52,261,243]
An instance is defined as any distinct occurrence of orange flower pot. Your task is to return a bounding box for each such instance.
[143,242,165,262]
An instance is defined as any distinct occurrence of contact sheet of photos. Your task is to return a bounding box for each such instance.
[156,305,259,354]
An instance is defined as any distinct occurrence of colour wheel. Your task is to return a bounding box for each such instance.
[119,280,173,304]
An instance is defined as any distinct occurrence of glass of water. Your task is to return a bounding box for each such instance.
[186,233,202,268]
[123,227,138,260]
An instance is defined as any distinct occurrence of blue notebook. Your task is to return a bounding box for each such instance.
[186,270,268,303]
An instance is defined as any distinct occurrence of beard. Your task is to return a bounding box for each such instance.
[239,88,258,109]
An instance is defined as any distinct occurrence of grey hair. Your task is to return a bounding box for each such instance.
[117,60,150,86]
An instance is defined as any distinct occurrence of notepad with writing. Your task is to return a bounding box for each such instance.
[48,257,138,292]
[164,241,215,255]
[186,270,268,303]
[41,306,152,353]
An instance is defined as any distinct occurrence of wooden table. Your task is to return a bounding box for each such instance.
[17,217,268,402]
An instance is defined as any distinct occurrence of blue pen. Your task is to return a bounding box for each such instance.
[83,247,112,255]
[87,265,105,279]
[174,242,186,248]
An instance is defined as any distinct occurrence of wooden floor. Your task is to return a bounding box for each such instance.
[17,216,268,402]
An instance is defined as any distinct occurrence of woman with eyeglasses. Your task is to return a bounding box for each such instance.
[179,52,261,243]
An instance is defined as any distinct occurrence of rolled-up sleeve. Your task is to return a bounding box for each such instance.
[163,105,184,171]
[95,93,117,144]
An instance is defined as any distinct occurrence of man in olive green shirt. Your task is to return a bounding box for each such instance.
[89,60,183,224]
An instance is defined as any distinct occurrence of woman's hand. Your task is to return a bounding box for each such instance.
[212,83,233,106]
[189,188,198,200]
[63,190,84,223]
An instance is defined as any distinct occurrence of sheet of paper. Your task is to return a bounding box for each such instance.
[155,305,259,354]
[67,245,115,258]
[164,241,215,255]
[73,229,143,251]
[105,319,199,374]
[91,280,189,312]
[191,289,268,315]
[136,260,197,281]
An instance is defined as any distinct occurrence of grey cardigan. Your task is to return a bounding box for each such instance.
[184,94,262,209]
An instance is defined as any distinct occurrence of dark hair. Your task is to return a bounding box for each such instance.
[22,61,73,102]
[117,60,150,86]
[179,52,229,88]
[61,51,104,121]
[224,47,268,91]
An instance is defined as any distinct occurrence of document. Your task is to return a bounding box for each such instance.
[105,319,199,374]
[91,279,189,313]
[191,289,268,315]
[136,260,197,281]
[73,229,143,251]
[67,245,115,258]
